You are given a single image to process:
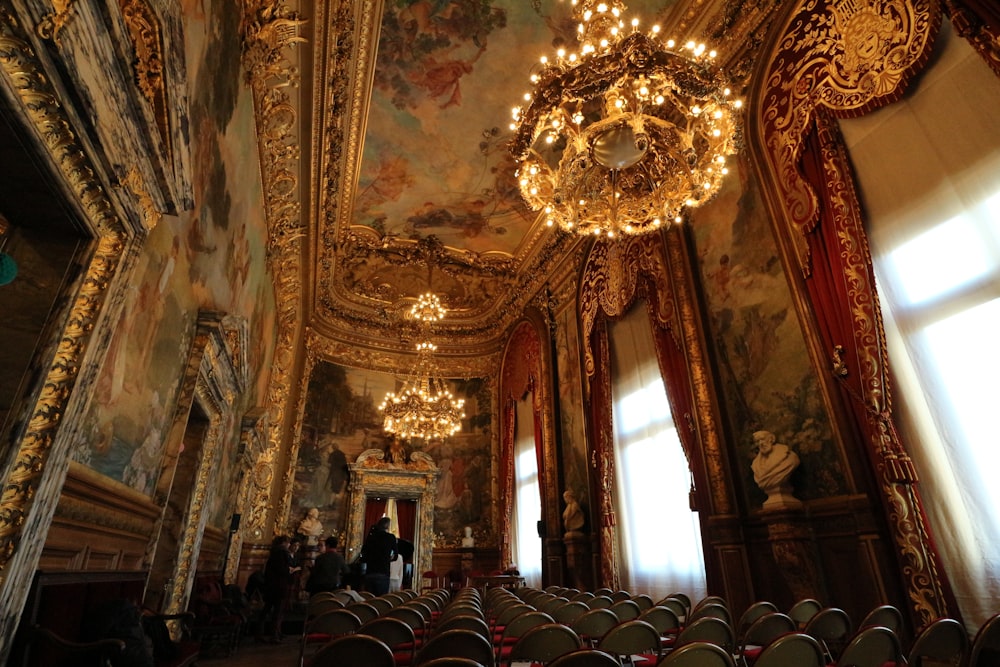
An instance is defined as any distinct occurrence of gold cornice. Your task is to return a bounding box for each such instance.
[119,0,171,169]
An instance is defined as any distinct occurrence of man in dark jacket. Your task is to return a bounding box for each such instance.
[306,536,349,594]
[361,517,397,595]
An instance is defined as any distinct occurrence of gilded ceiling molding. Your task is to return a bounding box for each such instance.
[760,0,940,276]
[120,167,161,231]
[0,6,129,581]
[706,0,784,83]
[226,410,267,581]
[241,0,308,540]
[118,0,171,166]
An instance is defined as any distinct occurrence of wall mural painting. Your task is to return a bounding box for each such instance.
[294,362,494,548]
[690,162,845,506]
[555,298,590,522]
[71,224,194,496]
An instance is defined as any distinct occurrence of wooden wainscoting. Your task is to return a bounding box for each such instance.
[42,462,160,571]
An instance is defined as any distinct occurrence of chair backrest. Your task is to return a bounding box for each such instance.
[631,594,654,611]
[570,591,596,603]
[417,659,488,667]
[740,612,796,655]
[441,603,484,621]
[804,607,853,663]
[608,599,641,622]
[308,609,362,637]
[689,601,731,626]
[754,632,825,667]
[639,605,680,635]
[359,616,415,649]
[860,605,904,634]
[788,599,823,627]
[307,597,345,618]
[310,634,394,667]
[597,619,662,657]
[675,617,735,654]
[509,623,584,663]
[968,613,1000,667]
[494,603,534,627]
[658,598,687,621]
[665,592,692,615]
[435,614,491,638]
[657,641,735,667]
[368,597,393,615]
[609,590,632,603]
[907,617,968,667]
[836,626,902,667]
[540,596,571,614]
[736,600,779,637]
[387,605,425,630]
[415,629,494,666]
[553,601,590,625]
[548,648,621,667]
[571,608,619,643]
[499,610,555,645]
[586,596,614,609]
[346,602,380,624]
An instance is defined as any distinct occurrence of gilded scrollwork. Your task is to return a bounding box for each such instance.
[760,0,940,275]
[36,0,78,43]
[0,7,131,581]
[240,0,308,541]
[118,0,171,161]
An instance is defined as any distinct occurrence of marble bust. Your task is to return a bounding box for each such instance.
[751,430,801,509]
[562,489,585,536]
[297,507,323,545]
[461,525,475,548]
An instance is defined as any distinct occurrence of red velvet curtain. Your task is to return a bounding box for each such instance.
[796,110,957,624]
[644,288,701,511]
[498,397,516,568]
[363,497,387,535]
[396,499,416,546]
[587,320,620,591]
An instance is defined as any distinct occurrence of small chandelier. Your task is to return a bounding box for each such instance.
[509,0,742,237]
[380,294,465,442]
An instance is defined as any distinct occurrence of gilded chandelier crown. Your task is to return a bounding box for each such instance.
[510,0,742,237]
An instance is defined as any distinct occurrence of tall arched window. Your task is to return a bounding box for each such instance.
[608,302,707,600]
[840,21,1000,625]
[510,397,542,587]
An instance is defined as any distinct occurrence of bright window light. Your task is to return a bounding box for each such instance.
[889,215,991,305]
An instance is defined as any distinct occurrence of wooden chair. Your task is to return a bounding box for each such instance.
[508,623,584,665]
[737,612,795,667]
[753,632,825,667]
[309,634,394,667]
[907,617,968,667]
[657,641,736,667]
[597,618,662,665]
[549,648,621,667]
[414,629,494,667]
[803,606,852,664]
[360,616,418,666]
[835,626,903,667]
[968,613,1000,667]
[788,599,822,629]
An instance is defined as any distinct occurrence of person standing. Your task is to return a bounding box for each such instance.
[307,536,349,594]
[257,535,300,643]
[361,517,397,595]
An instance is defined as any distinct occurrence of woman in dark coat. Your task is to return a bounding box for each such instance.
[257,535,299,642]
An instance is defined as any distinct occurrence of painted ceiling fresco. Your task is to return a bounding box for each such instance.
[313,0,721,346]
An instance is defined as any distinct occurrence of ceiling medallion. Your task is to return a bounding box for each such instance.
[380,293,465,442]
[510,0,743,238]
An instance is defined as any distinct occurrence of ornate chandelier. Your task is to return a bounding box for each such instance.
[380,293,465,442]
[509,0,742,237]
